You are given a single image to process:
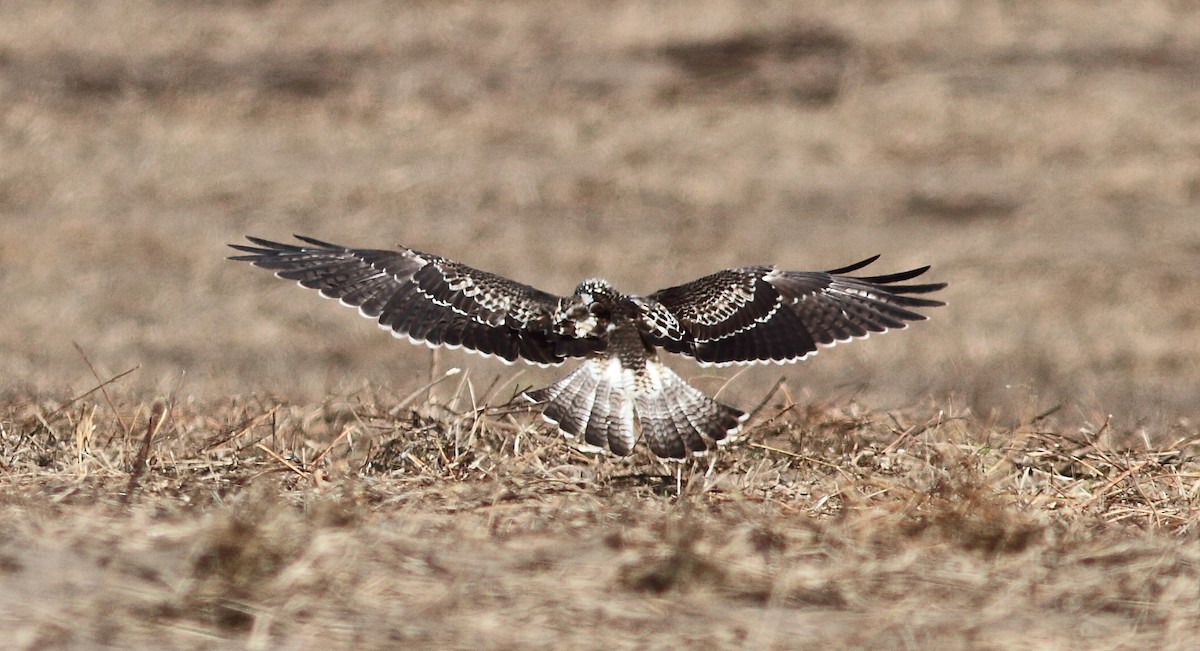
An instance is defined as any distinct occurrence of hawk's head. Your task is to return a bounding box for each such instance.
[550,278,620,338]
[572,278,620,305]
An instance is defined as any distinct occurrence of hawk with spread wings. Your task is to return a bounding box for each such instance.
[230,235,946,458]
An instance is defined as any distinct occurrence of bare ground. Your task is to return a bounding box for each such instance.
[1,1,1199,649]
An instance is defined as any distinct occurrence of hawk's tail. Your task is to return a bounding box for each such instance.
[525,359,747,458]
[633,362,748,458]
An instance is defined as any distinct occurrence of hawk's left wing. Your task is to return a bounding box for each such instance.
[229,235,601,366]
[640,256,946,367]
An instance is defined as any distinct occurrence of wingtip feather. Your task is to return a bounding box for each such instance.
[824,254,881,275]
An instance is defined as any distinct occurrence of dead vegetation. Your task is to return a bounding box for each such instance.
[0,371,1197,649]
[3,1,1200,648]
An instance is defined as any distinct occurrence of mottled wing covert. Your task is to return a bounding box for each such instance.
[643,256,946,366]
[229,235,601,365]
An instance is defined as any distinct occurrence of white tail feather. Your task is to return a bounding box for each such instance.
[526,359,747,458]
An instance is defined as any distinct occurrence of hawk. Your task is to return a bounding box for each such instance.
[229,235,946,458]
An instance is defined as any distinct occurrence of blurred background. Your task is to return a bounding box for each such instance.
[1,1,1197,433]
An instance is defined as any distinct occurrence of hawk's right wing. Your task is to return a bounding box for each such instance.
[229,235,602,366]
[641,256,947,367]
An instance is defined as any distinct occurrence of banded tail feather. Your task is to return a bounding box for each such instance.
[525,359,747,458]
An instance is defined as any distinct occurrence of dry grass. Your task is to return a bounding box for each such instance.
[1,379,1197,650]
[3,1,1200,648]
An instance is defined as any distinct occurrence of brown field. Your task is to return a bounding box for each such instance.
[2,1,1199,649]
